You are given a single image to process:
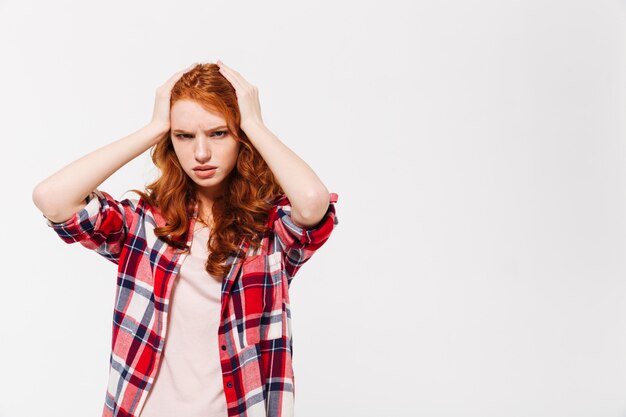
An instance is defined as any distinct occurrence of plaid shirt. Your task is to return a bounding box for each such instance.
[44,188,339,417]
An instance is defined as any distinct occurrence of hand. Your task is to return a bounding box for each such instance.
[216,60,264,131]
[150,63,197,131]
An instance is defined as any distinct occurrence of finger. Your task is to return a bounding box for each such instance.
[217,63,249,91]
[218,66,246,92]
[217,60,238,74]
[218,61,245,83]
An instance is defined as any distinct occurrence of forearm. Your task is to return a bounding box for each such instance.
[242,121,330,226]
[33,123,168,222]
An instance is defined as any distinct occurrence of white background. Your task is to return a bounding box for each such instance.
[2,0,626,416]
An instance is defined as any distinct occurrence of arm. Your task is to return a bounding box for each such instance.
[34,65,196,265]
[34,123,166,266]
[215,61,331,226]
[214,61,338,283]
[32,123,167,222]
[242,121,331,228]
[32,63,195,221]
[44,189,140,265]
[269,192,339,283]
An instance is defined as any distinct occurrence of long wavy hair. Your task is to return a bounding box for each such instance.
[128,63,283,280]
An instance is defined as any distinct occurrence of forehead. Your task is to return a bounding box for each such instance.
[170,99,226,129]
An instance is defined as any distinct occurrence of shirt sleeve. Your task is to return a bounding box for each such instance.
[268,192,339,283]
[44,188,138,265]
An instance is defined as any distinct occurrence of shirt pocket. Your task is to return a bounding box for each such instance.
[238,251,285,347]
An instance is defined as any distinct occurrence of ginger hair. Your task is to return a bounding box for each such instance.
[128,63,282,280]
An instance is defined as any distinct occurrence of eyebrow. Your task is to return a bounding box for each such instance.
[172,125,228,134]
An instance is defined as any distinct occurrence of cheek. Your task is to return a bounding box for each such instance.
[172,144,190,167]
[227,142,241,163]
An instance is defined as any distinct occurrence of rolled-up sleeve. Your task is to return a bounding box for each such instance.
[44,188,138,265]
[269,192,339,282]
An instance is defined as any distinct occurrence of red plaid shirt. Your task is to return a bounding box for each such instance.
[45,188,339,417]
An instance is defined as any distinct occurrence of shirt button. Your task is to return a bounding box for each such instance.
[227,382,232,388]
[221,345,226,350]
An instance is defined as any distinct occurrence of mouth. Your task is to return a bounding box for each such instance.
[193,167,217,178]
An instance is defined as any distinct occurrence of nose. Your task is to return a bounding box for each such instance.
[194,136,211,161]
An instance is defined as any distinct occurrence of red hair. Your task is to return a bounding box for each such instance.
[129,63,282,279]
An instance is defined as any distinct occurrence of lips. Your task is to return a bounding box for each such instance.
[193,166,217,179]
[194,166,217,171]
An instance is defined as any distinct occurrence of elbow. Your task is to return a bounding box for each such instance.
[32,183,67,220]
[32,183,60,220]
[32,183,49,213]
[291,189,331,228]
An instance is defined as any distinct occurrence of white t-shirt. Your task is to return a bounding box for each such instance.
[139,222,228,417]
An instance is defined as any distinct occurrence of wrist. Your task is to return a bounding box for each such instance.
[140,123,169,146]
[241,119,266,135]
[146,121,170,136]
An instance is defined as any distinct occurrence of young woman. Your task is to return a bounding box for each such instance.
[32,61,339,417]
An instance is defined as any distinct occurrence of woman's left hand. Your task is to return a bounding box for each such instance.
[216,60,264,132]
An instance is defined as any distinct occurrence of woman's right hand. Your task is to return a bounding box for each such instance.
[150,63,198,132]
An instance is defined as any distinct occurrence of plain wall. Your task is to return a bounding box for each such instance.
[2,0,626,416]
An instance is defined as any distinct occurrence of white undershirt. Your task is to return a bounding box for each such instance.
[139,222,228,417]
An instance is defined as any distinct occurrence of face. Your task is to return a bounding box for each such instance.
[170,99,240,201]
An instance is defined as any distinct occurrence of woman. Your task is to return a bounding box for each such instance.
[32,61,339,417]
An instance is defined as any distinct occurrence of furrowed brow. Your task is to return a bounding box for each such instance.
[172,125,228,134]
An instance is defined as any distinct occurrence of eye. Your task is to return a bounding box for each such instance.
[212,130,228,138]
[175,133,193,139]
[174,131,228,140]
